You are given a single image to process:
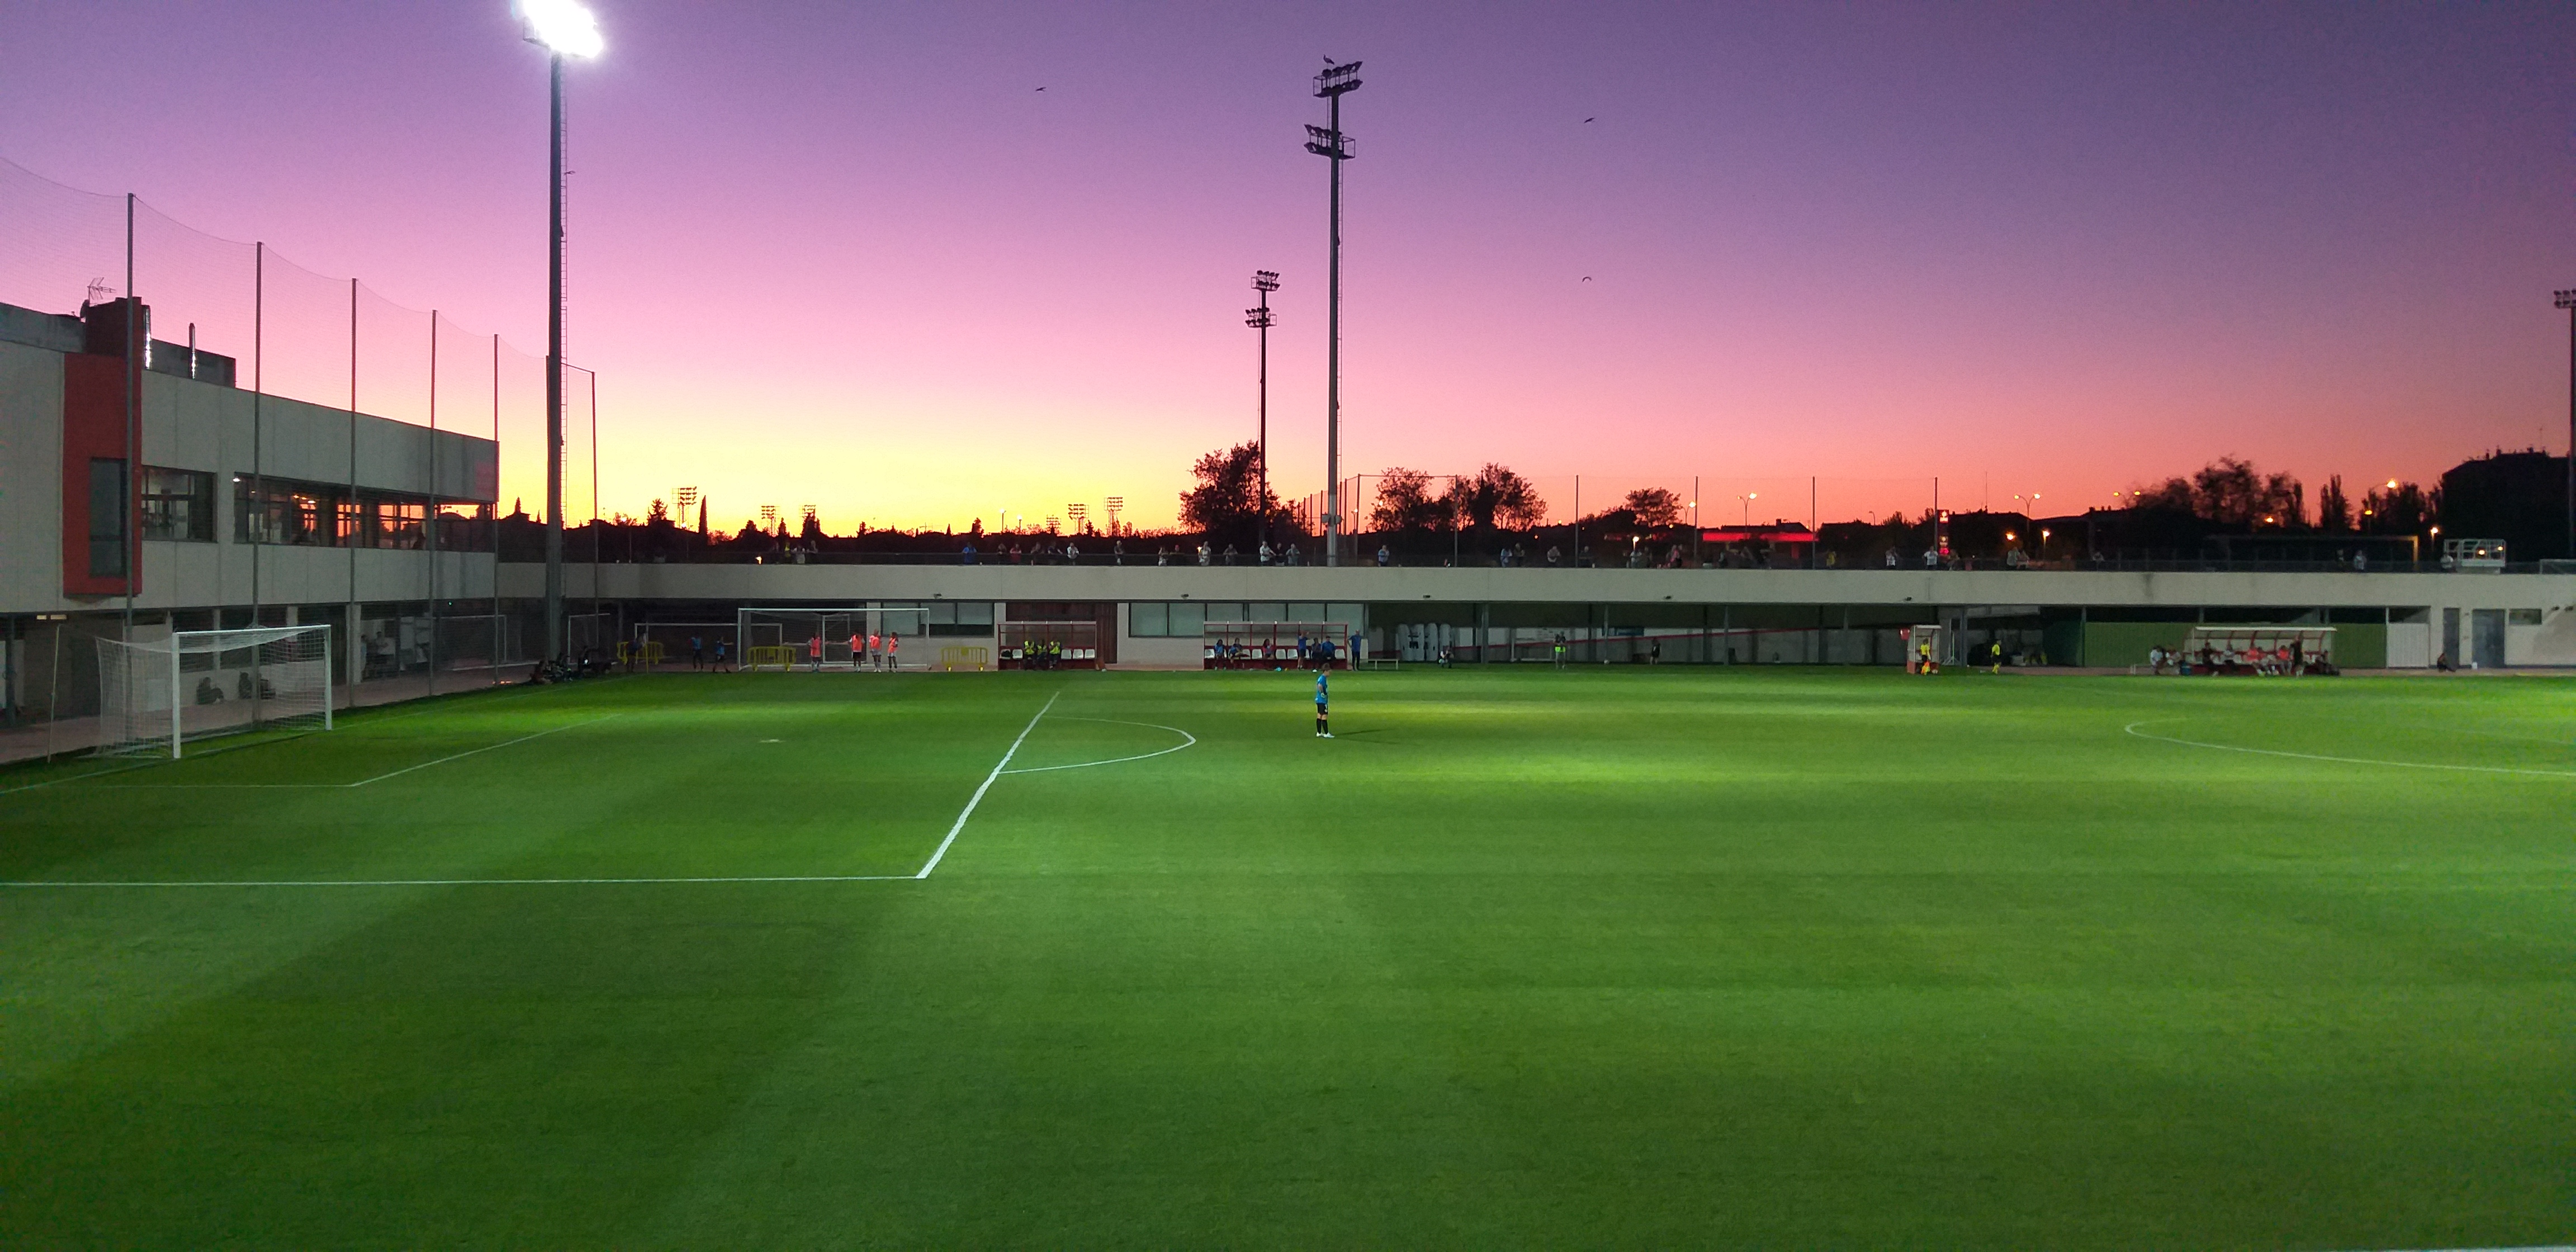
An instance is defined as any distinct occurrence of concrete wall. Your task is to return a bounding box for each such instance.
[503,561,2576,620]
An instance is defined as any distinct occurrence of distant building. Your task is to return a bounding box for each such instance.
[2440,450,2570,563]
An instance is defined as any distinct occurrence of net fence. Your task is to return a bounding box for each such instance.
[0,153,573,529]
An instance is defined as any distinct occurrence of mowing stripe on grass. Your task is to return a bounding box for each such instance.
[914,689,1060,879]
[2124,720,2576,777]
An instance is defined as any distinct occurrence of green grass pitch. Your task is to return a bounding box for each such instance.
[2,668,2569,1246]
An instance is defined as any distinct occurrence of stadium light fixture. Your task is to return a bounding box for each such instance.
[1248,271,1280,546]
[518,0,602,664]
[1306,63,1361,565]
[518,0,603,56]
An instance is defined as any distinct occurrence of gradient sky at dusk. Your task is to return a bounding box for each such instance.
[4,2,2572,532]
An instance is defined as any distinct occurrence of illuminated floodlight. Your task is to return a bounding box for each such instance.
[519,0,603,57]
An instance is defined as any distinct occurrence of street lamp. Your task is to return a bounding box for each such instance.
[518,0,601,664]
[1306,61,1361,566]
[1247,271,1278,544]
[1740,491,1757,527]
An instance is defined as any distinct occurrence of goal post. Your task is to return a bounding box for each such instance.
[735,606,935,671]
[96,624,334,758]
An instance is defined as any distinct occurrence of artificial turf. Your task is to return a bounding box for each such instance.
[0,667,2568,1247]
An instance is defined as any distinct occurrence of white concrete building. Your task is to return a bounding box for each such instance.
[1,298,500,723]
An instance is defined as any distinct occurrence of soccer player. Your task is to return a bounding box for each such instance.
[1313,668,1332,737]
[886,631,900,670]
[808,634,823,671]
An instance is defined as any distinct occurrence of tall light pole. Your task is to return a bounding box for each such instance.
[2557,289,2575,560]
[1247,270,1279,544]
[519,0,600,663]
[1307,60,1361,566]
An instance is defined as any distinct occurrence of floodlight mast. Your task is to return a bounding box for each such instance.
[1307,61,1361,565]
[1247,270,1280,545]
[519,0,600,665]
[2558,287,2576,561]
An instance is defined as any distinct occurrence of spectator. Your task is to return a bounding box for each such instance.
[960,540,977,565]
[1197,541,1211,566]
[1259,541,1274,567]
[1376,544,1391,567]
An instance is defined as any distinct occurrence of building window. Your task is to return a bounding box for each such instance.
[88,458,127,576]
[235,476,343,547]
[887,600,996,637]
[140,467,215,541]
[2508,609,2545,626]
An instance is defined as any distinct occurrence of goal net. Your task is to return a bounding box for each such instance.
[97,625,333,757]
[736,606,932,671]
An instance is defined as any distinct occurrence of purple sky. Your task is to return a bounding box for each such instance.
[4,2,2571,531]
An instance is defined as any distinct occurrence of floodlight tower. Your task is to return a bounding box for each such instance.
[1307,61,1361,565]
[1247,271,1280,543]
[518,0,602,663]
[2557,288,2576,559]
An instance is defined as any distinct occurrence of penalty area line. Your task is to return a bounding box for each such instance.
[913,690,1060,879]
[2123,720,2576,778]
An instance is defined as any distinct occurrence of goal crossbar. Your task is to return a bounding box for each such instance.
[97,624,335,758]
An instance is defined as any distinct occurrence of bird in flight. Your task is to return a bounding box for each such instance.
[1035,86,1046,91]
[1584,116,1595,123]
[1582,276,1594,282]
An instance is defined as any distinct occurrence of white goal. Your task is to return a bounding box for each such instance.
[736,606,934,671]
[97,625,334,757]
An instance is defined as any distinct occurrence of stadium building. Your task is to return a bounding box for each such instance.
[509,557,2576,674]
[0,298,500,729]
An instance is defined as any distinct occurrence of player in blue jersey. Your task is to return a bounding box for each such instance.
[1314,669,1331,738]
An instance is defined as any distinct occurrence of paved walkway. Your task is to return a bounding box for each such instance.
[0,668,522,766]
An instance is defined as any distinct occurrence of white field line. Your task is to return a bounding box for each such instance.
[999,717,1195,774]
[3,693,1091,889]
[913,690,1060,879]
[2,875,915,888]
[0,762,156,797]
[2124,720,2576,778]
[346,716,618,786]
[71,716,620,790]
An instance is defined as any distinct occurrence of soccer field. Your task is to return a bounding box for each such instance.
[2,668,2569,1247]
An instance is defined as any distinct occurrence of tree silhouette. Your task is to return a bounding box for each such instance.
[1623,487,1683,529]
[1178,442,1279,548]
[1368,467,1448,533]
